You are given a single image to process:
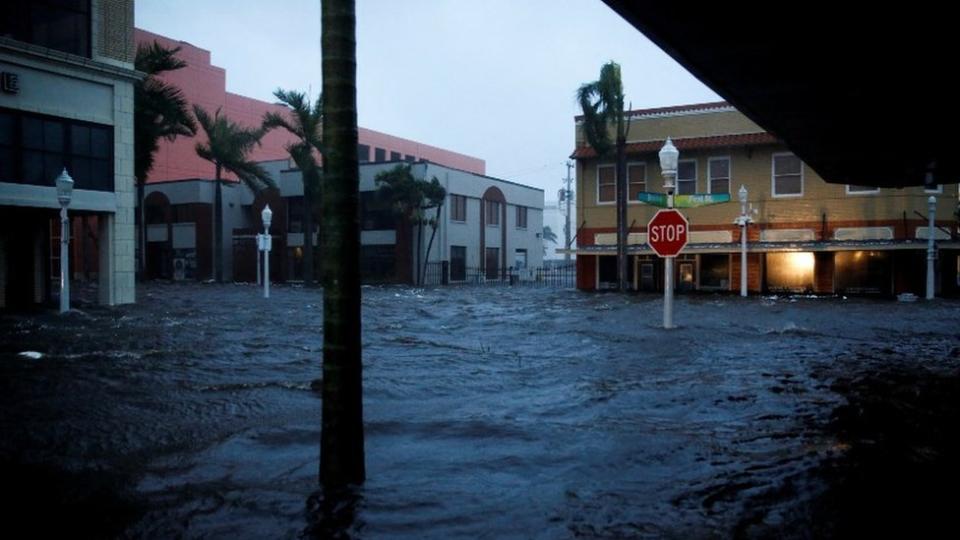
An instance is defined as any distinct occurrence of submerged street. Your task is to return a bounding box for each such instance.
[2,283,958,538]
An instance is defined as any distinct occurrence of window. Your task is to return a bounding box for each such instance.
[287,196,304,233]
[846,184,880,195]
[485,247,500,279]
[514,249,528,269]
[357,144,370,162]
[450,246,467,281]
[404,154,416,163]
[708,157,730,194]
[0,108,113,191]
[772,153,803,197]
[597,165,615,203]
[628,163,646,201]
[374,147,386,162]
[677,160,697,195]
[390,151,401,161]
[1,0,92,58]
[516,205,527,229]
[485,200,500,226]
[360,191,396,230]
[450,194,467,222]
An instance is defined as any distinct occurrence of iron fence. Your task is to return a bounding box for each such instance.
[420,262,576,288]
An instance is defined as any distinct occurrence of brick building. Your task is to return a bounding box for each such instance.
[1,0,138,309]
[571,102,960,296]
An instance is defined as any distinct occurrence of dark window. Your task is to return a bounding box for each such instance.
[450,245,466,281]
[374,147,386,162]
[1,107,112,190]
[450,194,467,222]
[628,163,646,200]
[390,151,401,161]
[700,254,729,289]
[485,200,500,226]
[516,205,527,228]
[597,165,615,202]
[287,196,304,233]
[708,158,730,194]
[677,160,696,195]
[773,154,803,196]
[404,154,415,163]
[0,0,91,57]
[360,191,396,230]
[357,144,370,162]
[171,204,194,223]
[361,245,396,282]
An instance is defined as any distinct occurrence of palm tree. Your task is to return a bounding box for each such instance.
[374,164,443,285]
[263,89,323,286]
[193,105,274,282]
[418,178,447,285]
[542,225,558,256]
[577,61,631,291]
[134,41,197,279]
[321,0,365,488]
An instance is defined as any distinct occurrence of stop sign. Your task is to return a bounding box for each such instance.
[647,209,689,257]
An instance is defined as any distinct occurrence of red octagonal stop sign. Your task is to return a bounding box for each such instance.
[647,209,689,257]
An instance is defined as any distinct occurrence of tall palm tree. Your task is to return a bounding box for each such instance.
[542,225,559,256]
[134,41,197,279]
[321,0,365,488]
[375,164,442,285]
[193,105,274,282]
[263,89,323,286]
[577,61,631,291]
[418,178,446,286]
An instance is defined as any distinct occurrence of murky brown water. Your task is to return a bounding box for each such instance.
[2,283,958,538]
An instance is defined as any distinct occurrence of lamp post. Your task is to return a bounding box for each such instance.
[56,168,74,314]
[735,184,753,297]
[926,195,936,300]
[658,138,679,329]
[260,204,273,299]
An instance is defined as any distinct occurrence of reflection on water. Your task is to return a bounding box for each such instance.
[1,283,958,537]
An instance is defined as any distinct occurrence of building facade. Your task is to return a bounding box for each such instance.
[572,102,959,296]
[1,0,138,309]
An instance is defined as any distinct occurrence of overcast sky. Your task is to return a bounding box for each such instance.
[136,0,719,200]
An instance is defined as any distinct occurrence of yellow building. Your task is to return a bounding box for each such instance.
[571,102,959,296]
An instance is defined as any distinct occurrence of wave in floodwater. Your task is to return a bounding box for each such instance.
[1,283,959,538]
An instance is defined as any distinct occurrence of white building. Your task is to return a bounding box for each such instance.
[260,160,544,284]
[1,0,138,309]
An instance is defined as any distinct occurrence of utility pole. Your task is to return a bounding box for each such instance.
[563,161,573,262]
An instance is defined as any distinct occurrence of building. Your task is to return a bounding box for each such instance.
[571,102,959,296]
[260,160,543,285]
[133,28,487,281]
[1,0,138,309]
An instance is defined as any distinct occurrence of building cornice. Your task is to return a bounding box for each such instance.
[0,37,143,82]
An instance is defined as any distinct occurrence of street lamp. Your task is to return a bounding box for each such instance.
[735,185,753,297]
[260,204,273,298]
[56,168,74,314]
[658,138,679,328]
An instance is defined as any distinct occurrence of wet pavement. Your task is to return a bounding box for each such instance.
[1,283,959,538]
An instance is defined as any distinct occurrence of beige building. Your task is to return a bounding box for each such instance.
[571,102,959,296]
[1,0,138,309]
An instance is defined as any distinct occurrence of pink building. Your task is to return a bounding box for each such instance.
[135,28,485,183]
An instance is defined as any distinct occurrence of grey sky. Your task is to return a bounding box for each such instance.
[136,0,719,198]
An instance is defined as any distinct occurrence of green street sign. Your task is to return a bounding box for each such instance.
[675,193,731,207]
[636,191,731,208]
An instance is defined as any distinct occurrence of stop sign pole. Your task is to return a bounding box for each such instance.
[658,138,681,329]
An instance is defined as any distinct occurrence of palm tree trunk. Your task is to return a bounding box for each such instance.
[616,135,627,292]
[420,206,442,285]
[214,164,223,282]
[321,0,365,488]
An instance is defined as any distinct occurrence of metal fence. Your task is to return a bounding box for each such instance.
[420,262,576,288]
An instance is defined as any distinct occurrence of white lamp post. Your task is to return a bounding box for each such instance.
[658,138,679,329]
[926,195,936,300]
[260,204,273,298]
[735,184,753,297]
[56,168,74,314]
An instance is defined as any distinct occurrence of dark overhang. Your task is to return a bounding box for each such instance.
[601,1,957,188]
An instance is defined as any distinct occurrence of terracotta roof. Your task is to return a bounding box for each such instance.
[570,132,779,159]
[574,101,731,121]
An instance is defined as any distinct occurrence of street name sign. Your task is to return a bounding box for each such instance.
[647,209,689,257]
[636,191,731,208]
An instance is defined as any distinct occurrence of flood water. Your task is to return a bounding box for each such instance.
[2,283,959,538]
